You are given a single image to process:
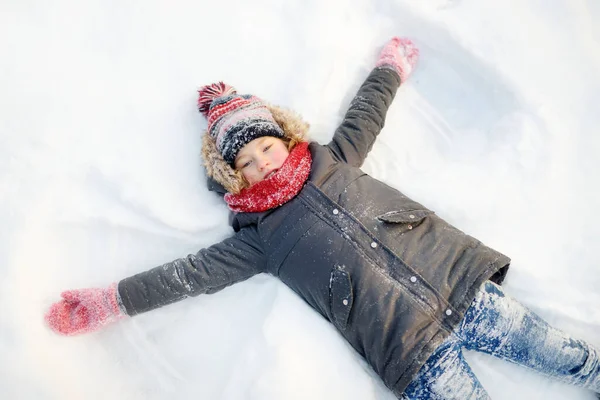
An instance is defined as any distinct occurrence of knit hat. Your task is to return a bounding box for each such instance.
[198,82,285,166]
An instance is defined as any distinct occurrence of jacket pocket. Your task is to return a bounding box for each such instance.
[376,209,433,228]
[329,265,354,330]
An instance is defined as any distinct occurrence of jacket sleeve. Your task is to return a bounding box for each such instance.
[117,227,266,316]
[326,67,401,167]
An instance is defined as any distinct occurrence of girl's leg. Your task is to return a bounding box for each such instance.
[402,333,491,400]
[457,280,600,393]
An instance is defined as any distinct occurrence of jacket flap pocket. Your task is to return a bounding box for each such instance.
[329,266,353,329]
[376,209,433,224]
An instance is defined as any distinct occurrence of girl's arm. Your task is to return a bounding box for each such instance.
[118,227,266,315]
[326,37,418,167]
[46,227,266,335]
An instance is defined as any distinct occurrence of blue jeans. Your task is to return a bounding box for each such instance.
[402,281,600,399]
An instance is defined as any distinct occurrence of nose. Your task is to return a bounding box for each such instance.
[257,156,270,171]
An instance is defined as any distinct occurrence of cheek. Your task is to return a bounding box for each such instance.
[242,167,260,184]
[274,148,290,165]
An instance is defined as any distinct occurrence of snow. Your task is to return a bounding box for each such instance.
[1,0,599,399]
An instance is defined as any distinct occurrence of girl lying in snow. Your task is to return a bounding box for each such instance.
[46,37,600,400]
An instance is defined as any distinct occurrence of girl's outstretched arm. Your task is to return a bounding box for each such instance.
[118,227,265,315]
[46,227,266,335]
[327,37,418,167]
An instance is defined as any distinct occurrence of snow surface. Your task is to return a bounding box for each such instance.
[1,0,599,399]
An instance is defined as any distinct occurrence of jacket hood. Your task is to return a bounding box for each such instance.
[201,103,310,195]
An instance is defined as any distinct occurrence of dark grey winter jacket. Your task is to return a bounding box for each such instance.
[118,67,510,397]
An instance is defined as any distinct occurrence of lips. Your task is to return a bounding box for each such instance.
[264,169,278,179]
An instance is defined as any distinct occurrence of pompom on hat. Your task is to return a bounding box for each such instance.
[198,82,284,166]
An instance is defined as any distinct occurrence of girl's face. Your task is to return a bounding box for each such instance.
[234,136,290,185]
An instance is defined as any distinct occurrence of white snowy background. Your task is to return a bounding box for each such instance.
[1,0,599,399]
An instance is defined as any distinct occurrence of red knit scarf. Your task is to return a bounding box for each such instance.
[224,142,312,213]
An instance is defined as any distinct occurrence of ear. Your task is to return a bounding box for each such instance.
[201,132,247,194]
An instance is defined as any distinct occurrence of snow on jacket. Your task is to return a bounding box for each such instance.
[117,67,511,397]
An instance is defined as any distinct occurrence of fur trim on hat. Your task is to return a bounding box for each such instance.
[201,103,310,194]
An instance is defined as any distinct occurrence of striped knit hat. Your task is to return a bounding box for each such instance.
[198,82,284,166]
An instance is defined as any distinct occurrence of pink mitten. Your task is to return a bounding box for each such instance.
[375,37,419,83]
[45,283,126,336]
